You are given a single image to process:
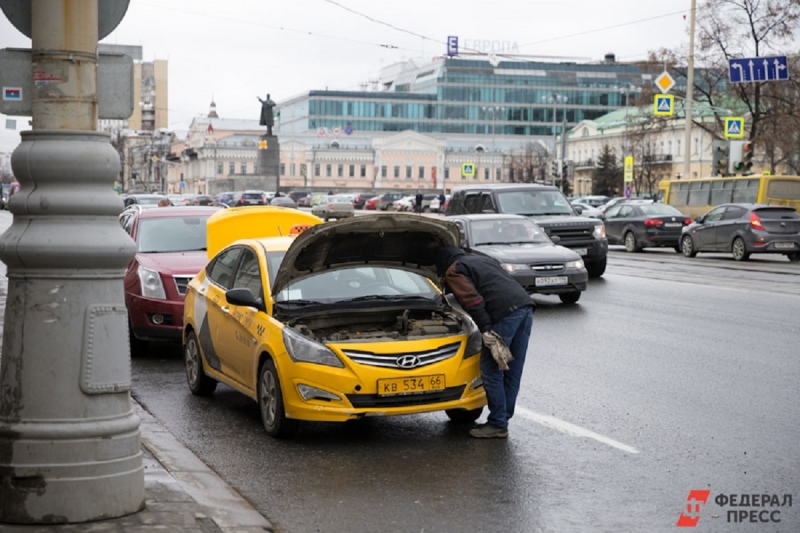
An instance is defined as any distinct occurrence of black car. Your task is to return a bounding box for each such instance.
[602,202,692,252]
[230,190,267,207]
[448,214,588,304]
[445,184,608,278]
[680,203,800,261]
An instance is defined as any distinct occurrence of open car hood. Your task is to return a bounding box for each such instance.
[272,214,460,296]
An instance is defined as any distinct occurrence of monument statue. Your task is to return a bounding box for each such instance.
[258,93,276,135]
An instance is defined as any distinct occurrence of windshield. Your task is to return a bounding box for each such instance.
[135,196,165,205]
[496,190,574,216]
[272,263,438,304]
[469,218,550,245]
[136,216,210,253]
[639,204,682,216]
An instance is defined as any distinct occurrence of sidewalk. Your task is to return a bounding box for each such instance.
[0,258,274,532]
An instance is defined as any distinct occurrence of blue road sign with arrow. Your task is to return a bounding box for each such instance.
[729,56,788,83]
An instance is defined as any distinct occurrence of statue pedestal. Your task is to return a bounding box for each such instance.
[258,134,280,193]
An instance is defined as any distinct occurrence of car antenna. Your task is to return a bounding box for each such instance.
[277,226,283,236]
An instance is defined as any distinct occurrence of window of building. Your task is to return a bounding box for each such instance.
[253,163,258,174]
[381,165,387,178]
[676,140,681,155]
[279,163,285,176]
[315,164,320,177]
[338,164,343,177]
[360,165,366,177]
[406,166,412,179]
[693,138,699,155]
[496,168,501,181]
[419,166,425,179]
[241,162,247,174]
[217,162,223,174]
[484,168,490,180]
[444,167,450,179]
[349,165,355,177]
[326,164,332,177]
[228,162,235,174]
[291,163,296,176]
[394,166,400,179]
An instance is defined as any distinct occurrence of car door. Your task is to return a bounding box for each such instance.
[715,206,748,249]
[202,247,242,377]
[693,206,725,250]
[603,205,625,243]
[221,246,264,390]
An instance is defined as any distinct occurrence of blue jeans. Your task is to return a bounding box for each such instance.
[480,306,534,429]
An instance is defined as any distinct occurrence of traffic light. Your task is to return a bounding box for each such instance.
[711,139,729,177]
[551,159,562,183]
[728,140,754,175]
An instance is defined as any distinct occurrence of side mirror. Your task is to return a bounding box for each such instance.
[597,214,605,221]
[226,288,265,312]
[550,235,562,245]
[695,215,705,224]
[573,205,583,215]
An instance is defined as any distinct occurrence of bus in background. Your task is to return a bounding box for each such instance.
[656,175,800,218]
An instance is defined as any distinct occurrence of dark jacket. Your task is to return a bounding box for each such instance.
[435,246,533,332]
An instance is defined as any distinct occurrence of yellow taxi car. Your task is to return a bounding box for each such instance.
[183,207,486,438]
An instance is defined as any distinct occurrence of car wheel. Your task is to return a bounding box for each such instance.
[323,215,329,222]
[681,235,697,258]
[258,358,299,438]
[585,257,606,278]
[732,237,750,261]
[184,331,217,396]
[673,245,681,253]
[129,321,148,357]
[559,292,581,304]
[788,252,800,262]
[445,407,483,424]
[624,231,641,252]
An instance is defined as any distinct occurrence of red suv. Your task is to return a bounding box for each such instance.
[120,205,221,355]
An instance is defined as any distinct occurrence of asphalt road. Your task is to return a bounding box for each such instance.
[130,247,800,533]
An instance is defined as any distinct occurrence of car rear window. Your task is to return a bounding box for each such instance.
[137,216,211,253]
[754,207,799,219]
[242,193,263,200]
[640,204,683,216]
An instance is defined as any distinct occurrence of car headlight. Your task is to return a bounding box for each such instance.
[465,323,482,359]
[593,224,606,239]
[137,265,166,299]
[282,327,344,368]
[567,259,585,270]
[500,263,531,273]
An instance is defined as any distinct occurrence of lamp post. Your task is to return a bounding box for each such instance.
[482,106,505,182]
[542,94,568,184]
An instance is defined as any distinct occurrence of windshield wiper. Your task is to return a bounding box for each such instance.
[276,299,321,306]
[342,295,434,303]
[540,212,572,216]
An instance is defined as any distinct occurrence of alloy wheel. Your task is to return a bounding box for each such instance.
[185,338,199,386]
[259,367,278,428]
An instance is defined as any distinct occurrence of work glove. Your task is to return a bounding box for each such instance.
[482,330,513,371]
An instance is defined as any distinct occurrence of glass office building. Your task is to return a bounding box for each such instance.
[278,55,668,141]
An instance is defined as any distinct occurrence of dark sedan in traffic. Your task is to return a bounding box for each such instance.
[603,202,692,252]
[680,203,800,261]
[448,214,588,304]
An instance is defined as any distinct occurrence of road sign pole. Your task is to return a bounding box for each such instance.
[683,0,697,181]
[0,1,144,524]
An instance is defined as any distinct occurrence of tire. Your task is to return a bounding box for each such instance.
[445,407,483,424]
[681,235,697,258]
[258,359,299,438]
[184,331,217,396]
[788,252,800,262]
[559,291,581,304]
[585,257,606,278]
[129,321,148,357]
[731,237,750,261]
[673,246,681,253]
[624,231,641,252]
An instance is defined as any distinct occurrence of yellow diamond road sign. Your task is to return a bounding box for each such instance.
[655,71,676,93]
[258,139,268,149]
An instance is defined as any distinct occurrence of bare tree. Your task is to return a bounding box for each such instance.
[508,142,549,183]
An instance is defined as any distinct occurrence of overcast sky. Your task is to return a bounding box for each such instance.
[0,0,695,152]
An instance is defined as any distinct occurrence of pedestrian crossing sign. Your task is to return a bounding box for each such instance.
[724,117,745,139]
[653,94,674,116]
[462,162,475,178]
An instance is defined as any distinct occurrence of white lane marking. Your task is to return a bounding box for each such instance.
[516,406,640,454]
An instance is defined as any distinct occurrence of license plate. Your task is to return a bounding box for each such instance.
[572,248,588,256]
[664,223,682,228]
[774,242,796,249]
[535,276,569,287]
[377,374,445,396]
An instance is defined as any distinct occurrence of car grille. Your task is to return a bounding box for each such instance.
[341,342,461,370]
[547,225,594,243]
[346,385,466,408]
[173,275,193,296]
[530,264,565,273]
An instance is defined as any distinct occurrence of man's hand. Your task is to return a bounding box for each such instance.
[482,330,513,370]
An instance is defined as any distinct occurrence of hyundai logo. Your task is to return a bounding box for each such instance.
[396,355,421,368]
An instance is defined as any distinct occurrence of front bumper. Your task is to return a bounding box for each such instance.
[557,238,608,262]
[277,339,486,422]
[510,268,588,295]
[127,294,185,341]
